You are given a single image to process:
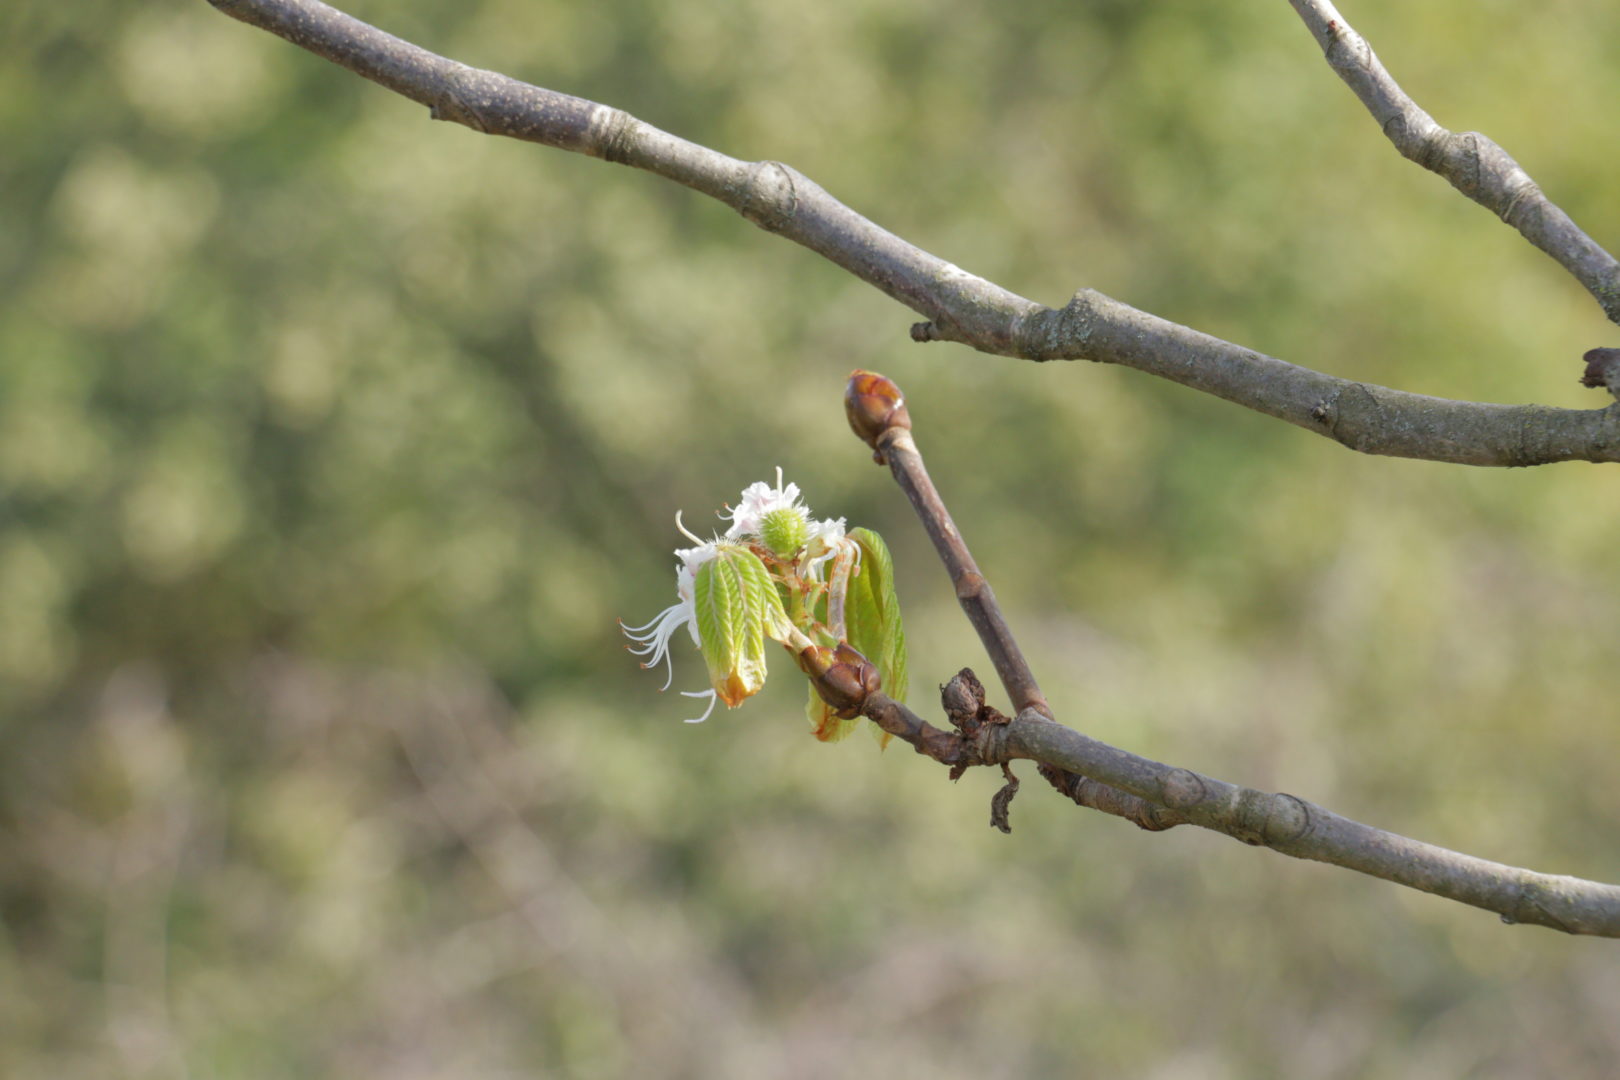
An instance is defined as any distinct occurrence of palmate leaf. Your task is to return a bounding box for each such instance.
[693,544,791,708]
[805,526,907,747]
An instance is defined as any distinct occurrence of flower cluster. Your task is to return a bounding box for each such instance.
[622,469,907,742]
[723,472,845,559]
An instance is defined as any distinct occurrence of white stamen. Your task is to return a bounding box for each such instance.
[680,689,719,723]
[675,510,705,545]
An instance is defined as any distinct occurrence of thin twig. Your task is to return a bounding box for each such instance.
[848,369,1620,937]
[845,371,1052,721]
[208,0,1620,466]
[1288,0,1620,323]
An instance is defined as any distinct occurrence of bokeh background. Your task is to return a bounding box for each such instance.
[6,0,1620,1076]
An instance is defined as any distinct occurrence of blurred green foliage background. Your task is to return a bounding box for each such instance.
[5,0,1620,1076]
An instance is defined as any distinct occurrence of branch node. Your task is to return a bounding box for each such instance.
[431,64,490,132]
[736,160,799,233]
[1580,348,1620,402]
[1262,793,1313,844]
[936,669,1018,766]
[1160,768,1210,810]
[975,720,1013,766]
[1511,879,1574,934]
[596,107,638,165]
[1015,289,1101,361]
[1448,131,1484,195]
[954,571,986,602]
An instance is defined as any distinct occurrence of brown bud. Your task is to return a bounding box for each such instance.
[795,643,834,679]
[834,643,881,692]
[845,370,911,459]
[940,668,986,729]
[809,642,882,718]
[1580,348,1620,393]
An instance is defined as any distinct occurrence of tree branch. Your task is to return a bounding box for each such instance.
[1288,0,1620,324]
[846,370,1620,938]
[995,708,1620,936]
[864,682,1620,936]
[210,0,1620,936]
[207,0,1620,467]
[995,289,1620,466]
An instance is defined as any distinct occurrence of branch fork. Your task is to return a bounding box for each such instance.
[207,0,1620,934]
[842,368,1620,936]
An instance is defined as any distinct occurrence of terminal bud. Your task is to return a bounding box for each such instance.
[845,370,911,461]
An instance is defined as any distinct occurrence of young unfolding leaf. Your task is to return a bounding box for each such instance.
[803,641,883,743]
[846,528,907,697]
[693,544,792,708]
[844,526,907,747]
[806,682,859,742]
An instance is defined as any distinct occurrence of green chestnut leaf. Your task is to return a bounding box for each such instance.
[693,544,793,708]
[845,527,907,743]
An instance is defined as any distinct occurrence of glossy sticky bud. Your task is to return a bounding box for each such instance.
[845,370,911,454]
[795,643,834,679]
[812,642,881,718]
